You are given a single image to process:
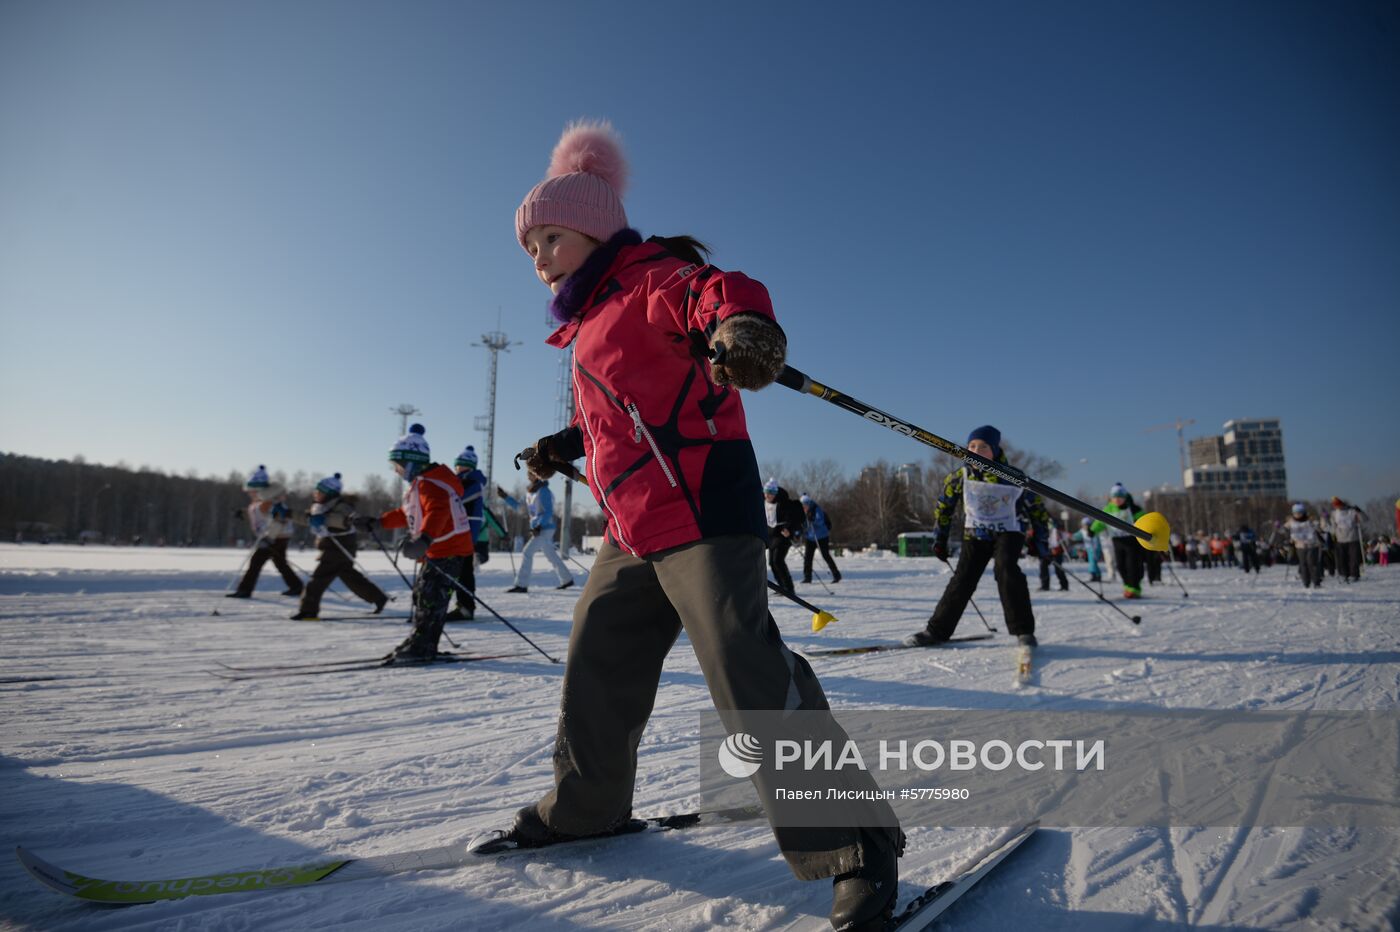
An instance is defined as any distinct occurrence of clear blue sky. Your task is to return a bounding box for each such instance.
[2,0,1397,507]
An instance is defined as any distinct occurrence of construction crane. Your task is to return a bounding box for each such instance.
[1144,417,1197,478]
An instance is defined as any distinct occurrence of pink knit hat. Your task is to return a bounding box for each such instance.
[516,120,629,250]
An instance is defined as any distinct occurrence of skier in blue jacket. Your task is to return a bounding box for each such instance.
[800,494,842,584]
[498,473,574,593]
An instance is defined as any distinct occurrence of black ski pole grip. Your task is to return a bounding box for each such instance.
[775,365,811,393]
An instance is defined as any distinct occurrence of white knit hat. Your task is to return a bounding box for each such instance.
[389,424,431,464]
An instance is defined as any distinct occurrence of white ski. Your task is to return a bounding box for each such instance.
[888,820,1039,930]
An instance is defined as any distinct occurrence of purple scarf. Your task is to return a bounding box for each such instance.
[548,228,643,324]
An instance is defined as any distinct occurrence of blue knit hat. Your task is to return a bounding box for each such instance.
[454,445,479,470]
[763,477,779,495]
[315,473,343,497]
[245,465,270,490]
[1110,482,1128,499]
[800,493,814,507]
[967,425,1001,457]
[389,424,431,464]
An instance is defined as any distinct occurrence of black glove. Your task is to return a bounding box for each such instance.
[271,503,290,520]
[352,515,378,533]
[231,508,245,520]
[709,314,787,390]
[495,486,509,500]
[933,538,950,561]
[401,534,433,560]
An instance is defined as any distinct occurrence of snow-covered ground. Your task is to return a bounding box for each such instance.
[2,543,1397,930]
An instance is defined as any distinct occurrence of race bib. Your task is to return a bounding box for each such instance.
[963,477,1021,534]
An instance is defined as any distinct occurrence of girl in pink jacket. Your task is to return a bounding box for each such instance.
[506,121,901,931]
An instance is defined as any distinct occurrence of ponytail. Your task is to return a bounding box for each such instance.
[648,234,711,266]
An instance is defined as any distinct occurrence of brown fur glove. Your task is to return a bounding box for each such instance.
[522,436,563,480]
[709,314,787,390]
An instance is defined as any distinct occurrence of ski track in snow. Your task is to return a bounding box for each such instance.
[2,544,1398,930]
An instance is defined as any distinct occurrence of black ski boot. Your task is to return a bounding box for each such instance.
[830,828,902,931]
[901,628,948,648]
[289,611,318,621]
[372,596,388,615]
[510,805,583,848]
[506,585,528,593]
[555,580,574,590]
[386,628,439,664]
[225,591,251,599]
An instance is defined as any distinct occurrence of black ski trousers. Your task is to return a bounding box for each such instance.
[927,534,1034,639]
[1297,546,1322,588]
[299,537,385,615]
[802,537,840,582]
[1239,543,1260,574]
[1038,553,1067,590]
[1111,536,1145,594]
[1336,541,1362,581]
[236,538,302,596]
[769,534,795,593]
[1145,550,1163,584]
[453,555,477,615]
[405,556,464,652]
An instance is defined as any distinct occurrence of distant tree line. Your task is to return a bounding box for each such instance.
[0,452,398,546]
[8,449,1387,552]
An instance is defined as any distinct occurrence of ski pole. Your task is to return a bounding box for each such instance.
[423,560,560,663]
[367,525,416,591]
[767,579,838,632]
[1062,563,1141,625]
[1162,547,1190,598]
[211,531,269,616]
[937,556,996,633]
[762,359,1171,551]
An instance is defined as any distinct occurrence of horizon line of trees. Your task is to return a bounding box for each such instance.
[3,450,1393,550]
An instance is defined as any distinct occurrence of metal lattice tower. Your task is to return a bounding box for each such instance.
[555,347,577,557]
[473,331,513,498]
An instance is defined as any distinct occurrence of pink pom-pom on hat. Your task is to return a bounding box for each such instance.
[516,120,630,250]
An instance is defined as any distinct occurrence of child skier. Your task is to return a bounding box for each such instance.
[291,473,387,620]
[904,426,1049,649]
[446,445,487,621]
[355,425,473,662]
[227,465,303,599]
[800,493,842,584]
[508,120,901,930]
[1077,516,1105,581]
[1091,484,1146,598]
[762,478,805,594]
[1284,502,1325,589]
[1037,521,1069,591]
[1329,497,1365,582]
[496,472,574,593]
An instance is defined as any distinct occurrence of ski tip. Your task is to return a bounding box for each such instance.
[16,846,81,897]
[1134,511,1171,552]
[811,611,837,633]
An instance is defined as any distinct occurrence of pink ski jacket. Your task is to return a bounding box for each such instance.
[544,234,774,557]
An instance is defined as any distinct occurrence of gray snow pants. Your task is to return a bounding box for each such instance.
[535,535,899,881]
